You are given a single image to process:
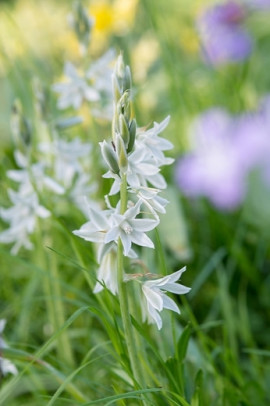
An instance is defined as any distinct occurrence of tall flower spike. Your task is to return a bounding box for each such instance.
[73,53,190,331]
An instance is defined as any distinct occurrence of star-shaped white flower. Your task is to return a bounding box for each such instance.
[141,267,191,330]
[104,200,159,256]
[53,62,100,110]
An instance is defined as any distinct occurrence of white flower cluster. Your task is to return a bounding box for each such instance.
[0,319,18,377]
[73,54,190,329]
[0,137,94,254]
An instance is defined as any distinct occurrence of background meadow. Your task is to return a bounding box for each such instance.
[0,0,270,405]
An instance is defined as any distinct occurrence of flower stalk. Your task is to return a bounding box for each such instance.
[117,174,143,387]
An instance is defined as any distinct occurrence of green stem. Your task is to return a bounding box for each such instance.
[49,238,75,367]
[117,174,143,388]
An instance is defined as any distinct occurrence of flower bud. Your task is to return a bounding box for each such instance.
[119,114,130,147]
[118,91,131,121]
[127,119,136,153]
[112,75,121,103]
[115,133,128,173]
[123,65,131,92]
[100,140,119,174]
[115,53,125,80]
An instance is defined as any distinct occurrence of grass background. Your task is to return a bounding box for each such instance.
[0,0,270,405]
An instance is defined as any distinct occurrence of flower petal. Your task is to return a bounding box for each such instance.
[142,285,163,311]
[162,294,180,314]
[129,218,158,232]
[131,231,154,249]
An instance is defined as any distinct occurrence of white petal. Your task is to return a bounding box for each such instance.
[89,208,109,230]
[36,206,51,219]
[120,231,132,256]
[142,285,163,311]
[73,229,104,243]
[131,231,154,249]
[129,218,158,232]
[43,177,65,194]
[124,200,141,220]
[104,226,120,244]
[162,295,180,314]
[162,283,191,295]
[147,303,163,330]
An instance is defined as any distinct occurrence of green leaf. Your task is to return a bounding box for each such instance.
[177,323,192,362]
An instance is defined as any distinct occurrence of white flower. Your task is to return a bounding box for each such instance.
[93,246,118,295]
[40,138,92,189]
[103,146,167,195]
[131,187,169,217]
[86,49,115,95]
[104,200,159,256]
[0,319,18,377]
[73,206,113,244]
[0,190,50,254]
[141,267,191,330]
[8,150,64,196]
[136,116,174,166]
[53,62,100,110]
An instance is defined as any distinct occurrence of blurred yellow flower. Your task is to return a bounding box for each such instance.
[89,0,138,53]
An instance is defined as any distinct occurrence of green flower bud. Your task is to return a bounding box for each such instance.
[127,119,136,153]
[11,100,32,147]
[115,53,125,80]
[115,133,128,174]
[112,75,121,103]
[123,65,131,92]
[118,91,131,121]
[100,140,119,174]
[119,114,130,147]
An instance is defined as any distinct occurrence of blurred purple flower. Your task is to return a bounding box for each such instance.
[175,103,270,210]
[176,109,247,209]
[246,0,270,9]
[197,1,253,66]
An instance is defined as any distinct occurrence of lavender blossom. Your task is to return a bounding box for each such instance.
[176,109,246,209]
[246,0,270,9]
[175,103,270,210]
[197,1,253,66]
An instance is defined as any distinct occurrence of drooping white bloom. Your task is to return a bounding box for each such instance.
[53,62,100,110]
[141,267,191,330]
[93,246,118,295]
[104,200,159,256]
[0,319,18,377]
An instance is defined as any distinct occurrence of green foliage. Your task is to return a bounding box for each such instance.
[0,0,270,405]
